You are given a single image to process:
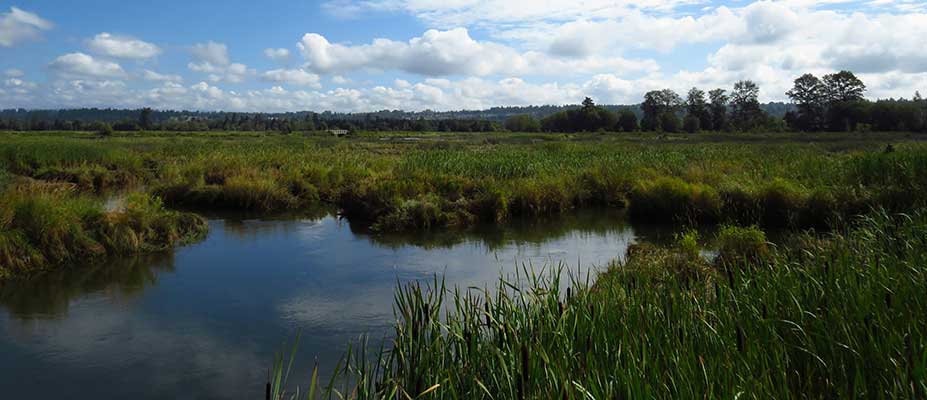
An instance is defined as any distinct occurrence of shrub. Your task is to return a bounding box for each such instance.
[468,188,508,223]
[0,187,206,279]
[374,196,448,231]
[0,230,45,278]
[99,123,114,137]
[760,178,806,228]
[714,225,769,268]
[676,229,700,259]
[629,177,721,224]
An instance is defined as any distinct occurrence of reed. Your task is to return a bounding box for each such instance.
[280,209,927,399]
[5,131,925,232]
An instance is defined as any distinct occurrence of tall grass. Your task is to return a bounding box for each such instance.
[3,132,927,231]
[279,209,927,399]
[0,180,207,279]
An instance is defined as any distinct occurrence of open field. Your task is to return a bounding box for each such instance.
[2,129,927,278]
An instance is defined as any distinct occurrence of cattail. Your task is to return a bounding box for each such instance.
[521,343,530,381]
[566,287,572,303]
[736,325,745,353]
[558,301,564,317]
[905,334,914,385]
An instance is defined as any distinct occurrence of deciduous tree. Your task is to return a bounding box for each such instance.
[708,89,729,131]
[685,87,712,131]
[730,80,765,131]
[642,89,682,131]
[786,74,825,131]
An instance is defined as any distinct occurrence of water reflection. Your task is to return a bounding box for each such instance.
[0,253,174,319]
[355,208,630,250]
[0,209,651,399]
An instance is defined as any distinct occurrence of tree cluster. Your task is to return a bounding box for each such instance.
[785,71,925,132]
[639,81,782,133]
[538,98,620,132]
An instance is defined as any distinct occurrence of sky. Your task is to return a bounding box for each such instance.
[1,0,926,112]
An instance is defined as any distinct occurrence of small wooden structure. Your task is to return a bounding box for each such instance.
[328,129,349,137]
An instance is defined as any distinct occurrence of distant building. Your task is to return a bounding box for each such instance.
[328,129,349,137]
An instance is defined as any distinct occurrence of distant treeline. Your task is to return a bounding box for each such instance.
[1,70,924,133]
[526,71,927,133]
[0,108,500,133]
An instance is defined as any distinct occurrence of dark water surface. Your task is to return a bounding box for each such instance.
[0,209,669,399]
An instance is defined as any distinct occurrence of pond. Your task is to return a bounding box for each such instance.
[0,209,676,399]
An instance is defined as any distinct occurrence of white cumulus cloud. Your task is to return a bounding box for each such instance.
[190,41,230,66]
[49,52,127,79]
[89,33,161,59]
[0,7,53,47]
[297,28,658,77]
[142,69,183,83]
[188,41,253,83]
[264,48,291,62]
[261,68,321,88]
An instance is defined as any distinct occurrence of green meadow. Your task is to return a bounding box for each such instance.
[2,130,927,277]
[0,132,927,239]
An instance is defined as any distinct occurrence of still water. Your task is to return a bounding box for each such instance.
[0,209,670,399]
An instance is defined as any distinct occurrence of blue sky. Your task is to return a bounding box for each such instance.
[1,0,926,112]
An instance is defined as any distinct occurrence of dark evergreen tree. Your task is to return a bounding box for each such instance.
[708,89,729,132]
[139,107,154,130]
[617,109,638,132]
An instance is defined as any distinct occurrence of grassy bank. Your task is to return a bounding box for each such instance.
[0,178,207,279]
[2,131,926,233]
[281,210,926,399]
[2,130,927,277]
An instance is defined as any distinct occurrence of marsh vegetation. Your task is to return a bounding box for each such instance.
[2,129,927,278]
[1,129,926,398]
[275,211,927,399]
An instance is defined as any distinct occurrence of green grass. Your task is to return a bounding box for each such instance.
[2,130,926,234]
[278,209,926,399]
[3,130,927,277]
[0,179,207,279]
